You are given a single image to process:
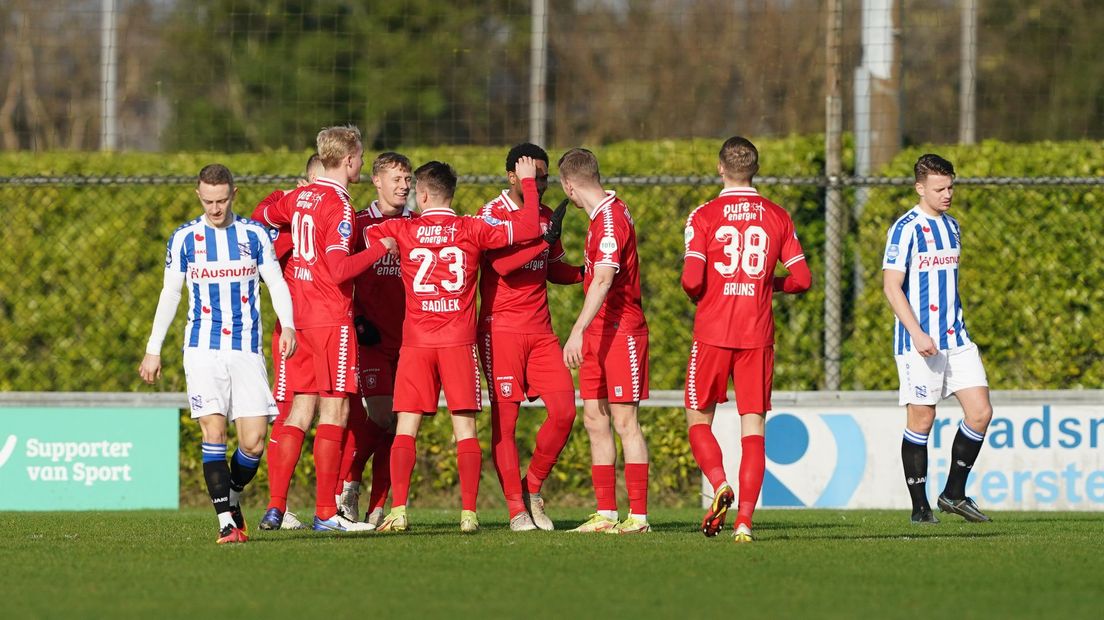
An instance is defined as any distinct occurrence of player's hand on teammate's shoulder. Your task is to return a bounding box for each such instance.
[515,156,537,180]
[138,353,162,384]
[295,178,309,188]
[913,332,938,357]
[279,327,297,359]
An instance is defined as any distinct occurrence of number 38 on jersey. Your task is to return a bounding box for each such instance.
[713,225,769,279]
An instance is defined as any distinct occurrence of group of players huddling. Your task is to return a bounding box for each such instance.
[140,126,996,544]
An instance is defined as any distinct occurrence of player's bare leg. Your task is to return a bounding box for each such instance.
[938,386,993,522]
[198,414,245,543]
[452,412,482,533]
[686,406,734,537]
[902,403,938,524]
[379,412,423,532]
[572,399,619,532]
[733,413,765,542]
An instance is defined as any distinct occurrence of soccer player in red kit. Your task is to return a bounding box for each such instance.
[254,125,396,533]
[559,148,651,535]
[252,153,323,530]
[366,159,542,533]
[478,143,582,531]
[336,152,416,527]
[682,137,811,543]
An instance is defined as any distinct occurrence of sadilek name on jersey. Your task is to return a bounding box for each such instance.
[158,215,283,353]
[883,205,972,354]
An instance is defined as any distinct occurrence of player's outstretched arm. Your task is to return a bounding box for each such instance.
[139,268,186,384]
[325,235,397,284]
[773,258,812,294]
[883,268,937,357]
[563,264,615,369]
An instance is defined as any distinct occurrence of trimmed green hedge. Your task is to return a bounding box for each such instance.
[844,140,1104,390]
[3,137,1100,506]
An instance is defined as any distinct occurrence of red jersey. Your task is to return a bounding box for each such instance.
[252,190,294,275]
[255,177,357,329]
[682,187,806,348]
[477,190,571,335]
[367,178,540,347]
[352,201,417,351]
[583,192,647,336]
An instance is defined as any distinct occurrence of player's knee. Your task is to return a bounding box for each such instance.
[612,417,642,440]
[967,403,994,428]
[238,435,265,456]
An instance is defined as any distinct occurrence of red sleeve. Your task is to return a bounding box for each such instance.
[547,259,584,284]
[507,178,541,244]
[255,190,291,227]
[773,257,812,293]
[485,239,548,276]
[325,241,389,284]
[681,255,706,301]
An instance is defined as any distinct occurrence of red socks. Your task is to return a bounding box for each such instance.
[457,438,483,512]
[525,391,576,494]
[624,462,649,516]
[313,424,344,520]
[491,402,525,516]
[266,423,305,512]
[688,423,728,490]
[367,432,394,511]
[737,435,765,529]
[333,425,357,498]
[389,434,417,508]
[592,464,617,512]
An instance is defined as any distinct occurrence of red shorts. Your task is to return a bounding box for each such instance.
[684,341,774,414]
[359,345,399,398]
[286,324,358,396]
[392,344,481,414]
[479,331,575,403]
[579,332,649,403]
[271,323,290,403]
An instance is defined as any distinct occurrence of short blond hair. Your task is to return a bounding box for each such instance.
[316,125,362,169]
[557,148,600,184]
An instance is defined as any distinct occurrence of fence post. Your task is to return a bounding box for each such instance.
[824,0,845,390]
[529,0,549,146]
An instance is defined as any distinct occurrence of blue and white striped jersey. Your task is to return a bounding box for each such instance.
[163,214,278,353]
[882,206,971,354]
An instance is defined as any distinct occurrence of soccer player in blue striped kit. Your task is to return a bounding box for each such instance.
[882,154,993,524]
[140,164,298,543]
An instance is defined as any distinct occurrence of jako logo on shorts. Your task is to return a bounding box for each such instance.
[762,413,866,507]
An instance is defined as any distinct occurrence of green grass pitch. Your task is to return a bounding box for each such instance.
[1,508,1100,619]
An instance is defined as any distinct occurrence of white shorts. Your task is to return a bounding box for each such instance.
[183,348,278,421]
[894,342,988,406]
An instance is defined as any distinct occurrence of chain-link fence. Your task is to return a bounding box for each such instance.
[3,163,1101,394]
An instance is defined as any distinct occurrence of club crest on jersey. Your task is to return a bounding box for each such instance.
[499,382,512,398]
[337,221,352,238]
[482,215,504,227]
[599,236,618,254]
[238,241,252,257]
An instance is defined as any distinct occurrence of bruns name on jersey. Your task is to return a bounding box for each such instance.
[188,262,258,282]
[723,201,766,221]
[723,282,756,296]
[421,298,460,313]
